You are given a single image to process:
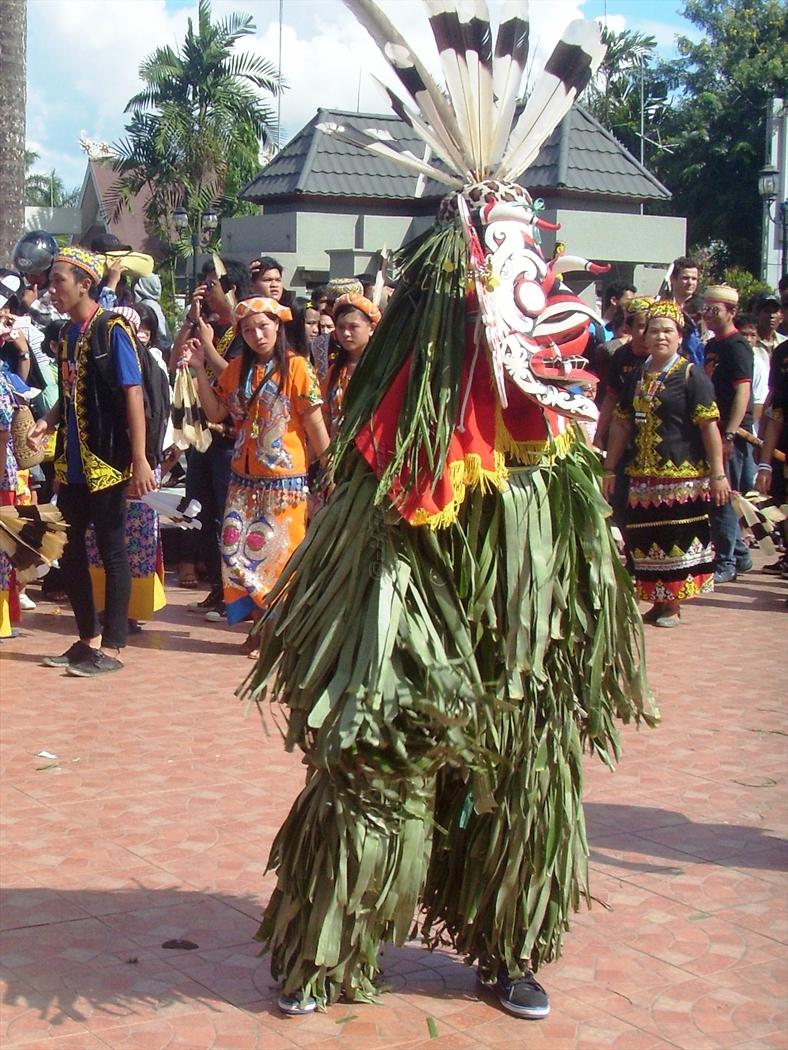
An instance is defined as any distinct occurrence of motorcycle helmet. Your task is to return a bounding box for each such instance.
[12,230,58,275]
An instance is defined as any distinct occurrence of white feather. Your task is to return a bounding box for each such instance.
[318,122,464,188]
[499,20,605,181]
[425,0,481,171]
[344,0,474,174]
[466,0,495,175]
[490,0,529,168]
[369,74,468,175]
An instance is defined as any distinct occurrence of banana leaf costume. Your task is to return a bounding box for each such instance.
[240,0,656,1008]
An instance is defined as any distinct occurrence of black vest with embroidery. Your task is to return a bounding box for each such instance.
[55,308,136,492]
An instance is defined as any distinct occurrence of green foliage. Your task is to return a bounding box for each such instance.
[651,0,788,271]
[721,266,773,305]
[109,0,279,249]
[24,149,80,207]
[583,27,668,160]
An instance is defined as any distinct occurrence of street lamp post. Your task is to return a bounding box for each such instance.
[758,163,788,282]
[172,204,220,298]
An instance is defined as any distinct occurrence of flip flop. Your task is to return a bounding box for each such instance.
[655,614,681,628]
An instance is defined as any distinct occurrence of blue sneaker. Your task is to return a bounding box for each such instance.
[736,555,753,574]
[496,969,550,1019]
[278,991,318,1015]
[713,566,737,585]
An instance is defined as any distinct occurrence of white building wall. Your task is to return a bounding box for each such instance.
[541,209,686,267]
[761,97,787,288]
[223,202,686,297]
[24,206,80,236]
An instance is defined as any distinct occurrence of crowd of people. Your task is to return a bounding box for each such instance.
[0,231,392,668]
[0,237,785,668]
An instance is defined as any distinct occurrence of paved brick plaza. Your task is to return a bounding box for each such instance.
[1,558,786,1049]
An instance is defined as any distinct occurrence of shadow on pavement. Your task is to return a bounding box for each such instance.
[586,802,787,872]
[0,889,488,1030]
[0,887,275,1027]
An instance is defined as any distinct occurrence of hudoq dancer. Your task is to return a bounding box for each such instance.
[241,0,657,1021]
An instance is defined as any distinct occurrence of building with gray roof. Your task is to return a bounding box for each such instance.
[222,105,685,298]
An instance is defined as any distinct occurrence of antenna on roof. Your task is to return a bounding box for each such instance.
[276,0,284,150]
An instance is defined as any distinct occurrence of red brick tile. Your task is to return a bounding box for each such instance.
[1,565,785,1050]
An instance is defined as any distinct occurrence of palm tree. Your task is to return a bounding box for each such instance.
[0,0,27,265]
[110,0,280,247]
[25,153,81,208]
[583,27,667,162]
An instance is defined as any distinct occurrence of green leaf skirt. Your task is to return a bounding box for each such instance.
[241,441,656,1006]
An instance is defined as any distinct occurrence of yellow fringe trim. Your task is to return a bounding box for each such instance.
[410,451,509,529]
[495,403,576,465]
[496,427,576,466]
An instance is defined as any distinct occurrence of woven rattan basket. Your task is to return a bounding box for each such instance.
[11,404,44,469]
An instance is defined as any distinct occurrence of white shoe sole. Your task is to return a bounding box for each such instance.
[277,994,317,1015]
[498,995,550,1019]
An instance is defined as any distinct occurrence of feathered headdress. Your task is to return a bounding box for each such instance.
[322,0,605,190]
[323,1,608,421]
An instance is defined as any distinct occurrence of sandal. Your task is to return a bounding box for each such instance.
[240,631,259,657]
[178,566,200,589]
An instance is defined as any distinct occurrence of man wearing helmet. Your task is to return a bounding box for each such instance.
[12,230,64,329]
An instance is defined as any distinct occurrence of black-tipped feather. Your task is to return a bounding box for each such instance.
[500,19,605,180]
[491,0,529,166]
[344,0,472,172]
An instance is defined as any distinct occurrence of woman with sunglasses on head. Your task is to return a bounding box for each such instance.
[180,297,330,651]
[603,300,728,628]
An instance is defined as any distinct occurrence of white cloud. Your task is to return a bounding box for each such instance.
[27,0,195,183]
[596,12,628,34]
[27,0,605,188]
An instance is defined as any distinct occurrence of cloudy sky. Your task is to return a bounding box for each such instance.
[27,0,695,192]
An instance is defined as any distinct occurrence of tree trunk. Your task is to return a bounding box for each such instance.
[0,0,27,267]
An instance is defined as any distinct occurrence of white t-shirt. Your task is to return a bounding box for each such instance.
[751,343,770,407]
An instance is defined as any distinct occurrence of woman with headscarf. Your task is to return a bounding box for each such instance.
[322,293,381,439]
[181,297,330,643]
[603,300,729,627]
[134,274,172,354]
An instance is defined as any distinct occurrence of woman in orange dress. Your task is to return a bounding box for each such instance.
[322,294,381,439]
[183,297,330,634]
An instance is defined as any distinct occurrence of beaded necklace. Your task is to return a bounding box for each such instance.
[637,353,680,402]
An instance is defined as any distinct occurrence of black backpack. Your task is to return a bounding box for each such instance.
[91,311,172,469]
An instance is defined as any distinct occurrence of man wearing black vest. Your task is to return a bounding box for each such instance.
[29,248,154,675]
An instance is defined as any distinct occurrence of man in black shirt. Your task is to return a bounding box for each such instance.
[703,285,753,583]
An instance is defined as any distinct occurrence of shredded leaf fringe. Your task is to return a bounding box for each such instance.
[240,445,656,1006]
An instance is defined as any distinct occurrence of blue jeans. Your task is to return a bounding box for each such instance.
[726,434,755,493]
[709,437,751,573]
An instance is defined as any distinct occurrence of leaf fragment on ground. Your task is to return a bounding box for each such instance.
[335,1014,359,1025]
